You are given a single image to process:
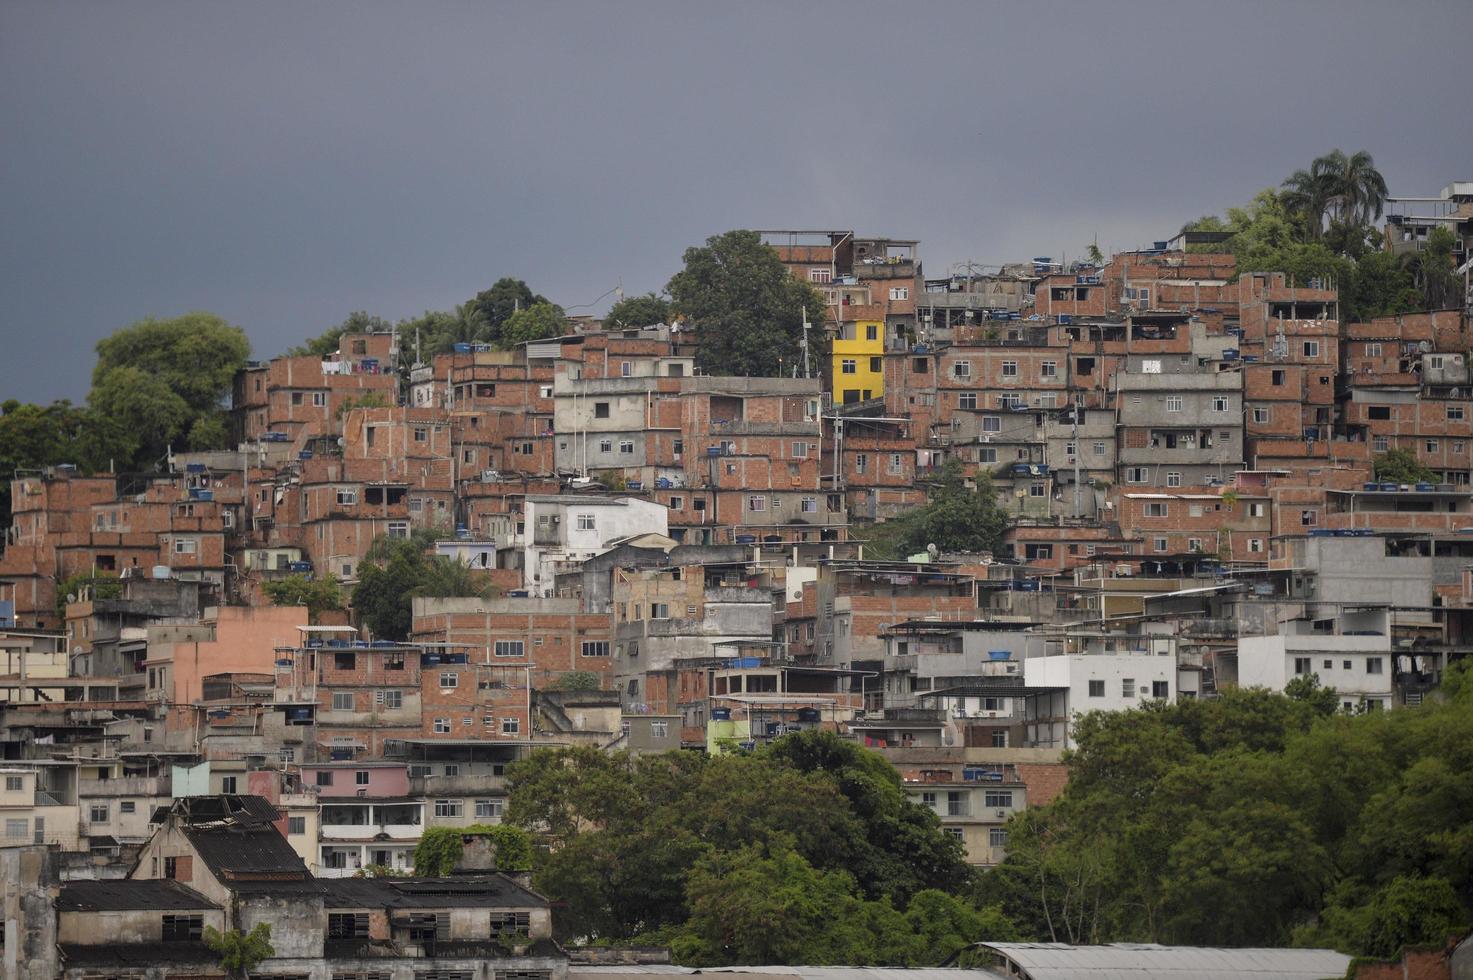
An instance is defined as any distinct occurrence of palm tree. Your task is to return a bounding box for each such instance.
[450,301,489,346]
[1280,167,1330,241]
[1314,149,1389,229]
[414,555,489,599]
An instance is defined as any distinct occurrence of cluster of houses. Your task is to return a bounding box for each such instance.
[3,192,1473,976]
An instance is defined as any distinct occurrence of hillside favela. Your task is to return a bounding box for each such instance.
[5,6,1473,978]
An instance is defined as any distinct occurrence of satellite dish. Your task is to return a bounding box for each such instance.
[66,593,77,604]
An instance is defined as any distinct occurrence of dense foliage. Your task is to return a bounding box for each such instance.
[261,573,343,622]
[1183,149,1458,321]
[1373,447,1437,485]
[413,824,534,876]
[504,732,1014,964]
[604,292,673,329]
[350,529,491,640]
[858,459,1007,560]
[204,923,274,979]
[89,312,250,466]
[986,670,1473,957]
[667,230,828,378]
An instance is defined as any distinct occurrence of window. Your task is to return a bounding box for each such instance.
[888,453,904,474]
[173,537,197,555]
[89,803,108,823]
[747,495,767,512]
[1088,679,1104,697]
[1365,342,1383,357]
[288,816,306,835]
[1366,657,1384,675]
[791,441,809,458]
[594,402,610,418]
[581,641,610,657]
[869,355,882,373]
[387,521,409,539]
[120,800,136,814]
[1212,396,1229,412]
[475,799,504,819]
[1121,678,1136,698]
[1451,407,1468,422]
[989,827,1009,847]
[1457,442,1466,455]
[1373,436,1389,452]
[809,267,831,283]
[413,426,428,442]
[1303,340,1320,358]
[495,641,524,658]
[619,440,634,454]
[598,438,612,453]
[491,911,532,935]
[4,776,21,792]
[984,790,1014,808]
[1301,509,1318,527]
[1145,502,1168,517]
[220,776,237,794]
[501,717,520,735]
[1001,360,1018,377]
[315,770,334,787]
[332,692,354,711]
[620,361,632,378]
[1165,472,1182,488]
[434,799,462,817]
[1249,538,1264,553]
[841,359,857,374]
[1368,405,1392,420]
[650,720,670,738]
[1427,440,1440,453]
[1126,467,1148,484]
[1152,680,1169,698]
[1165,396,1183,412]
[439,671,458,688]
[854,453,867,473]
[382,690,402,709]
[889,286,909,300]
[433,718,451,734]
[953,361,971,379]
[1294,657,1312,675]
[161,914,203,942]
[1041,360,1057,378]
[329,912,369,938]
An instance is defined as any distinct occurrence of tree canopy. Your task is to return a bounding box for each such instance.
[1373,448,1437,485]
[985,672,1473,956]
[351,529,491,640]
[503,731,1008,964]
[858,459,1008,560]
[88,312,250,468]
[499,301,567,348]
[0,399,131,539]
[605,292,673,330]
[667,230,828,377]
[261,573,343,622]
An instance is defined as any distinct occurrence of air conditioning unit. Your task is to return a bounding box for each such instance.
[995,809,1008,818]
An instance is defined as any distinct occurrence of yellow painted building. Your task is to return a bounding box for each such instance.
[832,319,885,404]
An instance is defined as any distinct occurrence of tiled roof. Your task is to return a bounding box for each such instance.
[57,878,219,912]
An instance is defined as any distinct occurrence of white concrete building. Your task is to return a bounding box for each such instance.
[1238,631,1392,712]
[1023,651,1177,747]
[523,495,669,596]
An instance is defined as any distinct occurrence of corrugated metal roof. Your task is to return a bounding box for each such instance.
[57,879,219,912]
[979,942,1351,979]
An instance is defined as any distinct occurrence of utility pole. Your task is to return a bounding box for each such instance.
[801,308,812,380]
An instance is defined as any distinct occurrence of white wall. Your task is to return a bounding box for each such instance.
[1238,633,1392,703]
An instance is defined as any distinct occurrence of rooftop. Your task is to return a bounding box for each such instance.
[57,878,220,912]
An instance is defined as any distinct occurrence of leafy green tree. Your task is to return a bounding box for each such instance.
[1374,448,1436,484]
[1285,673,1341,717]
[546,670,601,691]
[499,302,566,348]
[667,230,828,377]
[89,313,249,467]
[1297,875,1468,958]
[351,551,423,641]
[1404,226,1462,310]
[54,572,122,617]
[261,573,343,622]
[204,923,274,979]
[1343,250,1420,321]
[605,293,673,329]
[470,278,559,344]
[859,460,1007,560]
[0,400,132,538]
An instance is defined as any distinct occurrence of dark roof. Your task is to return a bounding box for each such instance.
[151,793,281,826]
[57,878,219,912]
[184,824,311,881]
[323,874,546,910]
[61,942,215,966]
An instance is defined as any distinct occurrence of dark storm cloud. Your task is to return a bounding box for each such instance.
[2,0,1469,402]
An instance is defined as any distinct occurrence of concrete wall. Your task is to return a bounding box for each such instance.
[0,844,59,980]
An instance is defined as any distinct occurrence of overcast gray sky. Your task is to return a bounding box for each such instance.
[3,0,1470,403]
